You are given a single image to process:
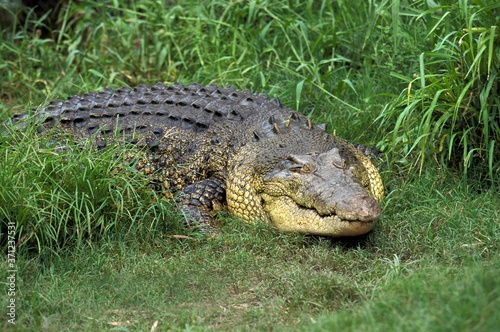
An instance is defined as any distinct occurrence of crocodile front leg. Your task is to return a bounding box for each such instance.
[176,176,226,232]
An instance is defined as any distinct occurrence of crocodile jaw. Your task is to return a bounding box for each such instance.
[261,194,376,236]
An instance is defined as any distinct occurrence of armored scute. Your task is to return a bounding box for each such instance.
[13,82,384,236]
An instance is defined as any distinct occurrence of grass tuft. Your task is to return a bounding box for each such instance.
[377,0,499,182]
[0,124,186,253]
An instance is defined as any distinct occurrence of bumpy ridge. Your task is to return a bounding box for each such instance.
[31,82,287,139]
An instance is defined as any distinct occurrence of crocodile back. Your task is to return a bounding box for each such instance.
[30,82,286,147]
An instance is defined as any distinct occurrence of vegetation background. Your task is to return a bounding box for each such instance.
[0,0,498,330]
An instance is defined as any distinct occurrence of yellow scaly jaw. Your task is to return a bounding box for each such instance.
[261,194,375,236]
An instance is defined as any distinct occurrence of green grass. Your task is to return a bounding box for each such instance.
[377,1,500,180]
[3,175,499,330]
[307,259,500,331]
[0,0,499,331]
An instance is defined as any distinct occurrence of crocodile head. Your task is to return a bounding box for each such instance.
[258,148,382,236]
[226,121,384,236]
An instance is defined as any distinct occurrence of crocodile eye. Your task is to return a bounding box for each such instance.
[281,156,316,173]
[332,156,347,169]
[291,164,313,173]
[301,164,313,173]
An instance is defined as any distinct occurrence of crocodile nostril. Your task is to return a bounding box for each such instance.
[357,194,381,221]
[337,193,381,221]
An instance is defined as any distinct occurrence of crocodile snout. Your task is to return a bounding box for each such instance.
[315,190,381,222]
[340,193,381,222]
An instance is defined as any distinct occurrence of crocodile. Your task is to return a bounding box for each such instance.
[13,82,384,236]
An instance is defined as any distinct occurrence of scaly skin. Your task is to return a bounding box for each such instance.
[226,118,383,236]
[13,82,384,236]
